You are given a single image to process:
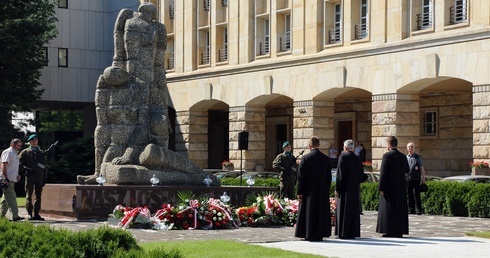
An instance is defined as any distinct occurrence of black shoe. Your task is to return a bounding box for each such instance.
[305,238,323,242]
[408,211,415,214]
[382,234,402,238]
[32,215,45,221]
[12,216,25,222]
[339,236,355,239]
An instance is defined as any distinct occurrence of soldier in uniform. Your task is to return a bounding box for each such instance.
[19,134,47,220]
[273,141,299,199]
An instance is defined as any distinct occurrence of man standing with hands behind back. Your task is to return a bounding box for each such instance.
[295,136,332,241]
[0,139,24,221]
[19,134,47,220]
[376,136,409,238]
[406,142,426,215]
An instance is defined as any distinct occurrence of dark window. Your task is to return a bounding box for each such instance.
[423,111,437,135]
[43,47,48,66]
[59,0,68,9]
[58,48,68,67]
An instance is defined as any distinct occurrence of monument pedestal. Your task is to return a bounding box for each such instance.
[42,184,278,221]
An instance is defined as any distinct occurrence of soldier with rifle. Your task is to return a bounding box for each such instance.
[19,134,57,220]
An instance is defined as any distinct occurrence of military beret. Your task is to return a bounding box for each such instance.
[28,134,38,141]
[282,141,290,148]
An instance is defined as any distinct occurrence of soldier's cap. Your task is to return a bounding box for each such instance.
[27,134,38,141]
[282,141,290,148]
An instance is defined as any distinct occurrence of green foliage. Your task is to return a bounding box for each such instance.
[0,218,183,258]
[37,110,84,132]
[467,184,490,218]
[0,0,58,145]
[176,190,195,203]
[361,182,380,211]
[220,177,281,188]
[422,181,446,215]
[140,240,324,258]
[361,181,490,218]
[48,137,95,183]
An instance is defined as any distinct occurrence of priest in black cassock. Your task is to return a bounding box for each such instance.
[376,136,409,238]
[295,136,332,242]
[335,139,367,239]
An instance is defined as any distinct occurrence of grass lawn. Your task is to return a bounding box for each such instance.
[466,232,490,239]
[16,197,26,207]
[140,239,325,258]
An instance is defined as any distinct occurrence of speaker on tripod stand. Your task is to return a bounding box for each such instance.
[238,131,248,186]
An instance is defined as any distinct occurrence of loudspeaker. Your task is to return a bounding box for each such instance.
[238,131,249,150]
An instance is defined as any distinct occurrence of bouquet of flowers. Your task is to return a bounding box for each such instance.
[469,161,489,168]
[362,161,373,171]
[117,206,152,229]
[235,206,258,226]
[221,160,234,166]
[281,198,299,226]
[329,197,337,226]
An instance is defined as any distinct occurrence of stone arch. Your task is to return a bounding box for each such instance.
[393,77,473,176]
[175,100,229,169]
[312,87,373,165]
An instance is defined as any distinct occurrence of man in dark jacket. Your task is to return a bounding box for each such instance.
[19,134,47,220]
[335,139,367,239]
[376,136,409,238]
[406,142,426,215]
[295,136,332,241]
[273,141,298,199]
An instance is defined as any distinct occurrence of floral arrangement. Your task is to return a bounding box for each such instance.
[329,197,337,226]
[362,161,373,171]
[469,161,489,168]
[113,191,238,230]
[221,160,234,166]
[111,191,338,230]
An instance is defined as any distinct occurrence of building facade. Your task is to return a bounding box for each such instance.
[34,0,489,176]
[153,0,490,177]
[36,0,140,142]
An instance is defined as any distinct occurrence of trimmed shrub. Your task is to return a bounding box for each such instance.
[0,219,181,258]
[467,184,490,218]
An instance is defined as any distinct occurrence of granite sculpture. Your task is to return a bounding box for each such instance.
[77,3,218,186]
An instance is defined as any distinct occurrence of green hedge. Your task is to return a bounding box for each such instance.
[0,219,181,258]
[222,178,490,218]
[361,181,490,218]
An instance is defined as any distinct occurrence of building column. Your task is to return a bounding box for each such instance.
[229,106,266,171]
[175,110,208,168]
[473,85,490,165]
[293,101,334,153]
[371,94,420,171]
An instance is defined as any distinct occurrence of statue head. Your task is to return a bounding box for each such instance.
[138,2,157,22]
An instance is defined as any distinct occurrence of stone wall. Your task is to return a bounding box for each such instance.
[420,93,473,176]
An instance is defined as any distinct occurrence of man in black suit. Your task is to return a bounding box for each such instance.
[376,136,409,238]
[359,143,367,162]
[295,136,332,241]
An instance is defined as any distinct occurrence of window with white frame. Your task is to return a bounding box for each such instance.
[260,19,270,55]
[201,31,210,64]
[450,0,467,24]
[280,14,291,51]
[423,111,437,135]
[417,0,432,30]
[58,48,67,67]
[355,0,368,39]
[330,3,342,43]
[219,27,228,62]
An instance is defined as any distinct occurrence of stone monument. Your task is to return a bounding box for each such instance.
[77,3,218,186]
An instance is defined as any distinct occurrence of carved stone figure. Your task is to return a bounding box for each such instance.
[77,3,218,186]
